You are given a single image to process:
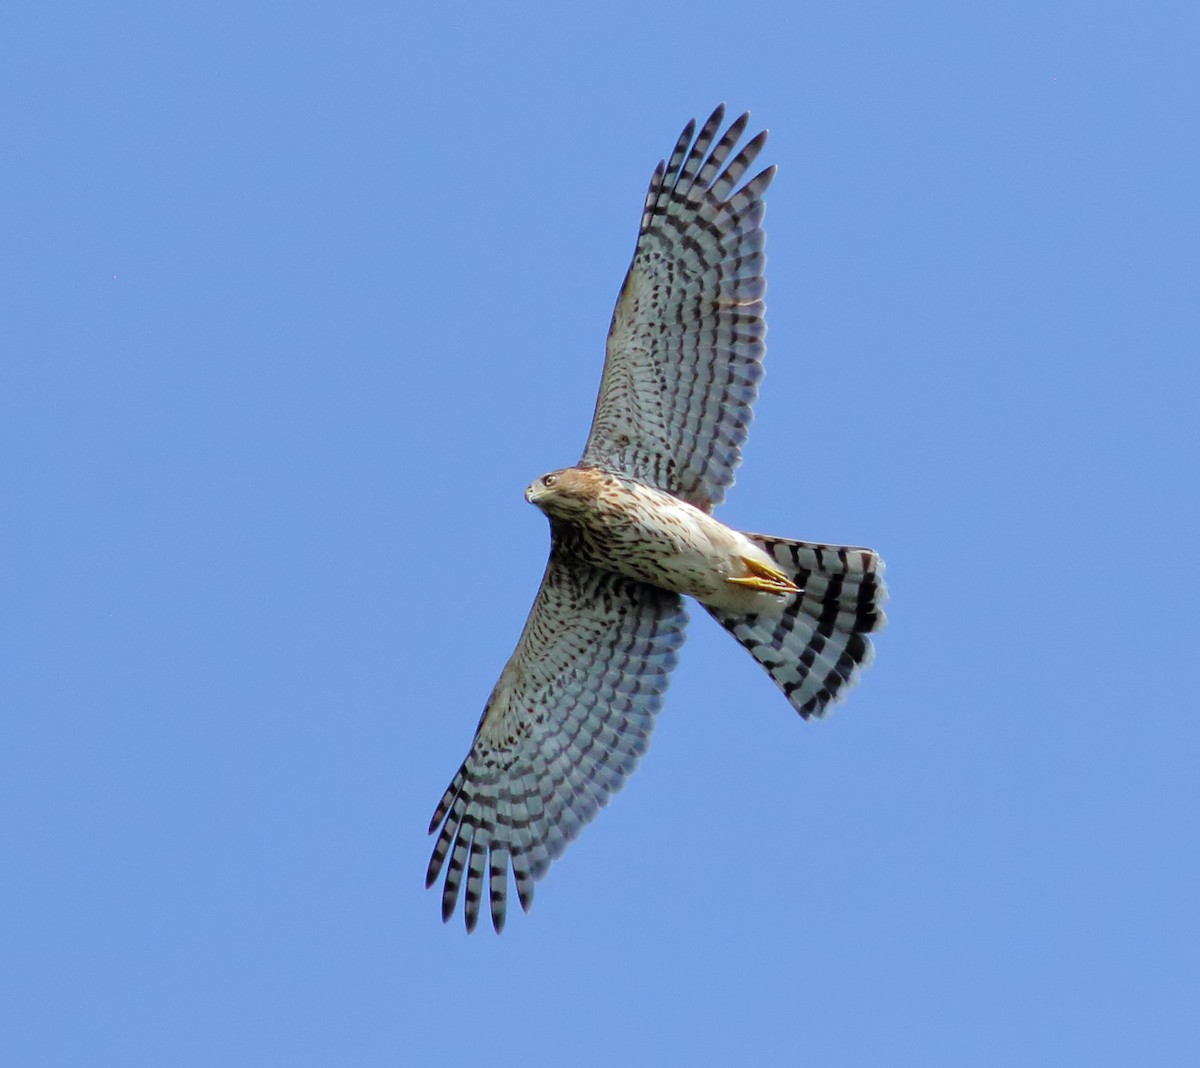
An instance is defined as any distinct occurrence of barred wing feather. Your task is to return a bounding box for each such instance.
[581,104,775,512]
[426,536,687,932]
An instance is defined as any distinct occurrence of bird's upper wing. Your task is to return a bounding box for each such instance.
[426,533,688,932]
[580,105,775,512]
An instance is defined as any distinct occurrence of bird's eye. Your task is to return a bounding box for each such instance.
[542,474,558,487]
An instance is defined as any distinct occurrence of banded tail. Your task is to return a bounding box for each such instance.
[706,536,887,717]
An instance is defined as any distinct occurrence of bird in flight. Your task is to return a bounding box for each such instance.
[427,105,887,932]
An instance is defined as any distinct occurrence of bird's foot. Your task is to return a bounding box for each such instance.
[725,556,802,596]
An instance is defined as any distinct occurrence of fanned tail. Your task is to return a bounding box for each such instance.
[705,536,887,718]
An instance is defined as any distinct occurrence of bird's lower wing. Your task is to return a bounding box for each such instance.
[426,537,688,932]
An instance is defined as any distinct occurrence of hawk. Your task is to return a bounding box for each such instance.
[427,106,887,932]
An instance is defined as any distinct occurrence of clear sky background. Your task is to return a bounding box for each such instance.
[4,2,1198,1065]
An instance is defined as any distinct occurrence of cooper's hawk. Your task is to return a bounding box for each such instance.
[427,106,887,932]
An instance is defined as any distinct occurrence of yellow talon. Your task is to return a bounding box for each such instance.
[726,556,801,596]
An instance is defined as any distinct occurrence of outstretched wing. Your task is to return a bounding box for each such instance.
[426,534,688,933]
[581,104,775,512]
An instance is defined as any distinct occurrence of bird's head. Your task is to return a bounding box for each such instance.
[524,466,602,520]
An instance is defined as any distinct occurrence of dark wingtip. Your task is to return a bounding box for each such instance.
[743,129,769,156]
[516,878,535,914]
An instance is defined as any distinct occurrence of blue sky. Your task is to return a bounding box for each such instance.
[4,2,1198,1064]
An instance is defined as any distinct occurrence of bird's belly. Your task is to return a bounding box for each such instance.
[579,525,727,600]
[573,485,758,605]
